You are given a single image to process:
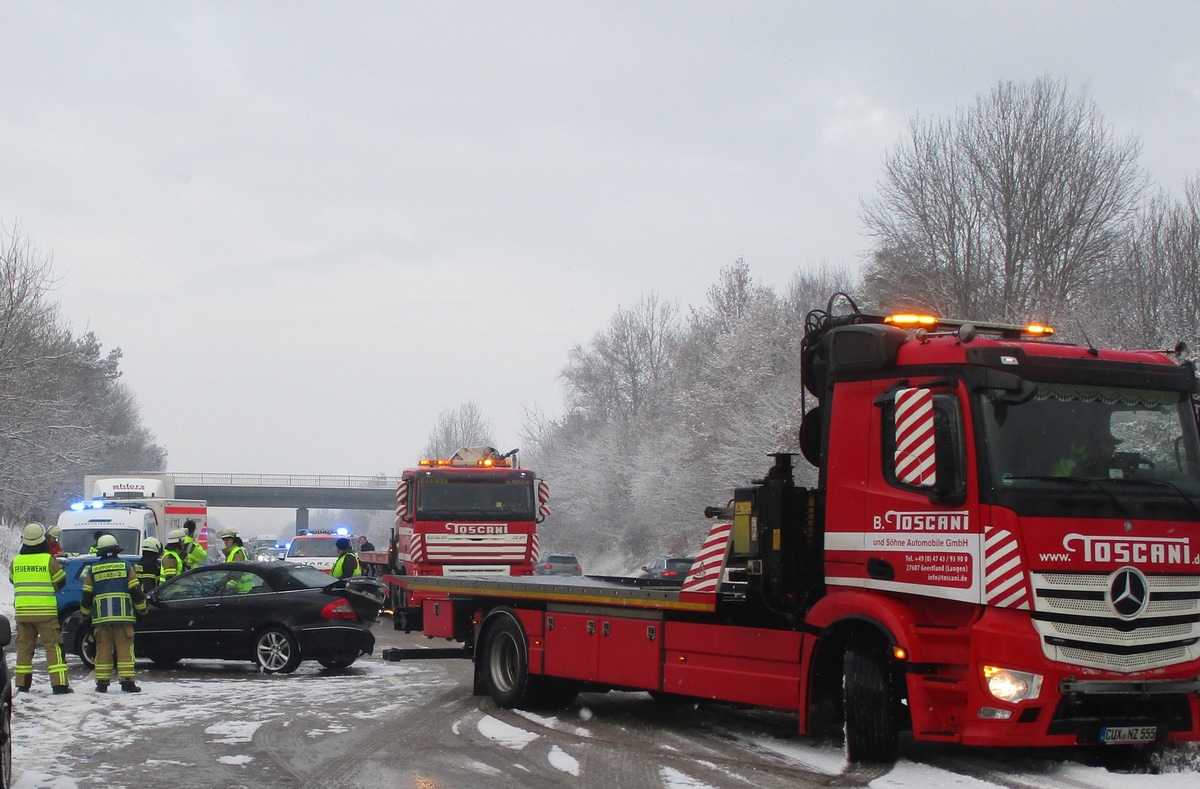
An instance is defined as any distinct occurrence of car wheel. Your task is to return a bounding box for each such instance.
[254,627,301,674]
[318,654,358,670]
[76,624,96,670]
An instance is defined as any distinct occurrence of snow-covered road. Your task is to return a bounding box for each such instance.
[7,625,1199,789]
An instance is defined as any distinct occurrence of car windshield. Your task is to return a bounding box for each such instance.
[59,528,141,555]
[665,559,694,571]
[157,569,267,600]
[287,538,340,558]
[978,382,1200,518]
[548,555,577,564]
[415,478,536,520]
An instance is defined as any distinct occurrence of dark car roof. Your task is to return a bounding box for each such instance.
[163,560,334,591]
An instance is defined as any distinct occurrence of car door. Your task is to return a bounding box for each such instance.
[139,569,230,658]
[210,569,273,658]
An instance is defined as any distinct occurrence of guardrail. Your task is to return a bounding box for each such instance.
[171,473,400,489]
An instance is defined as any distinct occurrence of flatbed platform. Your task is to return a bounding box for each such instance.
[397,573,721,613]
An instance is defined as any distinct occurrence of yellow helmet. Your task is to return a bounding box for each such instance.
[21,523,47,546]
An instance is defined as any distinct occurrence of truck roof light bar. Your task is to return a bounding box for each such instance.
[884,312,1054,339]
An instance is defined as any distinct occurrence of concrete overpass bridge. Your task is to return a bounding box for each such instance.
[168,473,400,532]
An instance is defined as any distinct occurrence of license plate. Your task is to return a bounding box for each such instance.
[1100,725,1157,744]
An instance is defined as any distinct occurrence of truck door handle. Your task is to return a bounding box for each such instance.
[602,622,610,636]
[587,620,595,635]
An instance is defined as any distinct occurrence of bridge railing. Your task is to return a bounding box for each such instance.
[172,473,400,489]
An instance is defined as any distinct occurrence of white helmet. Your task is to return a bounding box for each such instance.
[21,523,46,546]
[142,537,162,553]
[96,534,120,552]
[218,527,237,539]
[167,529,186,545]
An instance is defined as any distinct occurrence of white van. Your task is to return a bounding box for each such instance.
[56,505,159,556]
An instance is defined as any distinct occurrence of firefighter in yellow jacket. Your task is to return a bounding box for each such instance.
[9,523,72,693]
[81,534,148,692]
[160,529,187,583]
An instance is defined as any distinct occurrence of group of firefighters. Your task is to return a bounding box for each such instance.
[8,521,364,694]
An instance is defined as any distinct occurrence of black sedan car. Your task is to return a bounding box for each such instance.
[64,561,385,674]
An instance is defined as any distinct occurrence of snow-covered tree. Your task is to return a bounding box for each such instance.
[419,401,496,461]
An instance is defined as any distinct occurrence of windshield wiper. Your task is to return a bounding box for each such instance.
[1101,478,1200,519]
[1001,476,1129,515]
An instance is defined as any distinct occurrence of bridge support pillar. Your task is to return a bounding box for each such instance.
[296,507,309,534]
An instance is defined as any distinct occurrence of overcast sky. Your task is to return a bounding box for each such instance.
[3,1,1199,479]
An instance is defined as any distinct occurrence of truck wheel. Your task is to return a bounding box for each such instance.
[483,615,531,708]
[843,632,898,764]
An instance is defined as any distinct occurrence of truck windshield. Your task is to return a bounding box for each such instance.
[978,382,1200,519]
[415,479,536,520]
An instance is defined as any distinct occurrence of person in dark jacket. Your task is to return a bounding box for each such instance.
[137,537,162,593]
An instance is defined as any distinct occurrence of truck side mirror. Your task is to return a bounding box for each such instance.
[536,479,550,524]
[396,480,412,523]
[893,388,937,488]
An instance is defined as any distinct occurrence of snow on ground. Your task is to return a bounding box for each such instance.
[2,571,1199,787]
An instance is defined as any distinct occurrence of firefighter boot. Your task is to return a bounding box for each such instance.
[16,677,30,693]
[51,685,74,695]
[120,681,141,693]
[95,681,109,693]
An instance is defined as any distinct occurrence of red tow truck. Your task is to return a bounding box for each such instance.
[392,298,1200,762]
[360,446,550,630]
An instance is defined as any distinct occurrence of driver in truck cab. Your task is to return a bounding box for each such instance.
[1050,428,1119,478]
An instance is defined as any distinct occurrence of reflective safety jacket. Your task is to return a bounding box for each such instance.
[183,537,208,570]
[331,552,362,579]
[225,545,248,563]
[10,553,66,620]
[160,549,185,582]
[81,558,147,624]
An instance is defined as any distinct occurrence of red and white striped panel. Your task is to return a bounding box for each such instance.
[537,480,550,518]
[681,522,733,594]
[408,534,425,565]
[895,388,936,486]
[531,532,540,563]
[983,525,1031,610]
[395,480,409,520]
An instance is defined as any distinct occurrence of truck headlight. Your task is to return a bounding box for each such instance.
[983,665,1043,703]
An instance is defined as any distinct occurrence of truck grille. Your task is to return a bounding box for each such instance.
[1029,571,1200,673]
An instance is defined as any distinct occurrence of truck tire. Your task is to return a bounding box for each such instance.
[843,632,898,764]
[483,614,531,708]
